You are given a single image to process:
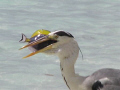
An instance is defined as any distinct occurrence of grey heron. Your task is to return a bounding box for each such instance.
[20,30,120,90]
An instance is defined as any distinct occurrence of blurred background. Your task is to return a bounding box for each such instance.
[0,0,120,90]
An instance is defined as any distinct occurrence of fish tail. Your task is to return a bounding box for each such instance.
[19,33,30,42]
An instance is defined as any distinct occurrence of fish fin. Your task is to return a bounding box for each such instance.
[31,29,50,38]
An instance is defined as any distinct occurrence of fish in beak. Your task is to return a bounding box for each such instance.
[19,30,57,58]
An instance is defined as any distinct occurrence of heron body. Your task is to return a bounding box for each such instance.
[20,30,120,90]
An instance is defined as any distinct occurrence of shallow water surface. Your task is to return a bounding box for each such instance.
[0,0,120,90]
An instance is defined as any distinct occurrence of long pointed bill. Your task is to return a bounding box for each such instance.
[19,36,49,50]
[23,44,53,59]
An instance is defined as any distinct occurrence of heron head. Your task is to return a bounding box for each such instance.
[20,30,79,59]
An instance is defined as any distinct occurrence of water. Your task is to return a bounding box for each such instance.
[0,0,120,90]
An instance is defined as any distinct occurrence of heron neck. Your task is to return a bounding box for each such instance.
[60,58,76,77]
[58,48,80,90]
[58,40,79,77]
[57,40,85,90]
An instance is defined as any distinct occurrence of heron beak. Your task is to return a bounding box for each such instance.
[22,44,53,59]
[19,35,56,59]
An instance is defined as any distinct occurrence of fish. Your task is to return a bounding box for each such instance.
[19,29,51,58]
[19,29,51,43]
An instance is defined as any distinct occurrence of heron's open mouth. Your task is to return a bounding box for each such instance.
[31,39,57,51]
[19,35,57,58]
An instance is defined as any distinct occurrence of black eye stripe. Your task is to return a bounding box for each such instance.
[54,31,74,38]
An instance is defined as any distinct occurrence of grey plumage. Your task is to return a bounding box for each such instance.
[83,68,120,90]
[101,85,120,90]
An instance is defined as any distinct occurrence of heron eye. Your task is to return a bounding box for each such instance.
[49,34,59,40]
[54,34,59,39]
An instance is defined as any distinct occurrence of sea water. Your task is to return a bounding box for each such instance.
[0,0,120,90]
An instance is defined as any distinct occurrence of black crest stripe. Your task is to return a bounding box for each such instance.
[55,31,74,38]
